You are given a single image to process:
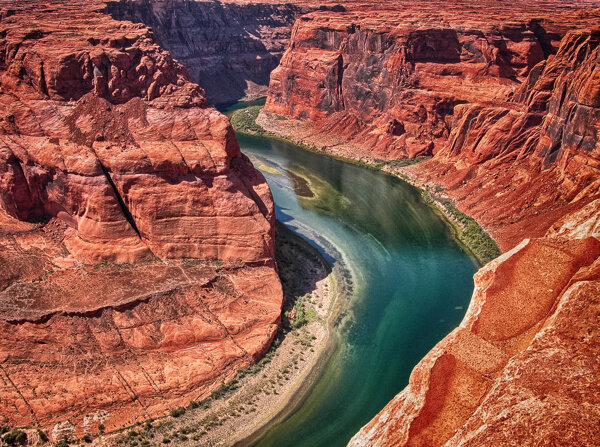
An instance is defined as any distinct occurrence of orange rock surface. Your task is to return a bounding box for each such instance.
[406,27,600,250]
[261,1,600,445]
[0,0,281,438]
[264,0,600,250]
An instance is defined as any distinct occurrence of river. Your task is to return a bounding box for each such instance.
[230,123,476,446]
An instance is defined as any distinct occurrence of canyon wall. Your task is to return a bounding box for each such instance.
[349,198,600,447]
[263,0,600,249]
[0,0,281,438]
[261,1,600,445]
[104,0,306,104]
[405,28,600,250]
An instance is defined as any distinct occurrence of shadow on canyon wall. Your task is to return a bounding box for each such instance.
[104,0,303,104]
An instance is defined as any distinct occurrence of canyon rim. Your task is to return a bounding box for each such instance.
[0,0,599,446]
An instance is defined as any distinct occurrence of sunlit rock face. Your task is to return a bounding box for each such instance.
[314,3,600,443]
[265,1,600,251]
[0,0,281,437]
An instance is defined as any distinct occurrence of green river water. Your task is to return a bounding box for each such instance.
[228,114,477,446]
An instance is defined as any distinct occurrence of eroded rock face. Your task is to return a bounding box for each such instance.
[259,2,600,445]
[104,0,307,104]
[0,0,281,436]
[264,1,600,250]
[407,28,600,250]
[349,199,600,447]
[265,1,594,158]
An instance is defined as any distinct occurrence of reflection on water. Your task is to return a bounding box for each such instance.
[238,133,477,447]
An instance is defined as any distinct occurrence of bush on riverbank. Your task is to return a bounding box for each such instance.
[423,191,501,264]
[230,106,266,135]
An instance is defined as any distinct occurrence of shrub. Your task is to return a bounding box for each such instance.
[3,430,27,446]
[230,106,266,135]
[170,407,186,418]
[37,430,49,442]
[82,434,92,443]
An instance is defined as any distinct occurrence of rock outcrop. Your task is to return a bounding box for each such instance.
[0,0,281,437]
[104,0,307,104]
[405,27,600,250]
[261,1,600,445]
[349,198,600,447]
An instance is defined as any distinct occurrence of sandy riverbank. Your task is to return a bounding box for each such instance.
[88,223,347,447]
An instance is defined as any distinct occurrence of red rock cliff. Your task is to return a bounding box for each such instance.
[264,0,600,250]
[261,1,600,445]
[349,198,600,447]
[0,0,282,438]
[406,28,600,250]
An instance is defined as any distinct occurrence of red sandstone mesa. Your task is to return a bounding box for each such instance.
[0,0,281,438]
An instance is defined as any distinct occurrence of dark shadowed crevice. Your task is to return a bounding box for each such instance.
[103,0,306,104]
[97,160,142,239]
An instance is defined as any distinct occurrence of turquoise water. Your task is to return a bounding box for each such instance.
[236,132,476,447]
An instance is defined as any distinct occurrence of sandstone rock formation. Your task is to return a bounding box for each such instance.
[260,1,600,445]
[263,0,600,249]
[349,199,600,447]
[104,0,306,104]
[0,0,281,438]
[405,27,600,250]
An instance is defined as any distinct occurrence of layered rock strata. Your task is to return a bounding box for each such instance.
[405,28,600,250]
[0,0,281,437]
[264,0,600,249]
[261,2,600,445]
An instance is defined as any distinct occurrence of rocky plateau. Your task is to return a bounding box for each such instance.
[1,0,599,445]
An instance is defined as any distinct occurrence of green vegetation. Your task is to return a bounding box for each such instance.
[422,190,501,264]
[82,434,92,443]
[385,157,431,168]
[37,430,48,443]
[230,106,267,135]
[3,429,27,446]
[291,294,318,328]
[169,407,186,418]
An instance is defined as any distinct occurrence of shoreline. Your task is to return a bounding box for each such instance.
[248,108,500,265]
[88,222,349,447]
